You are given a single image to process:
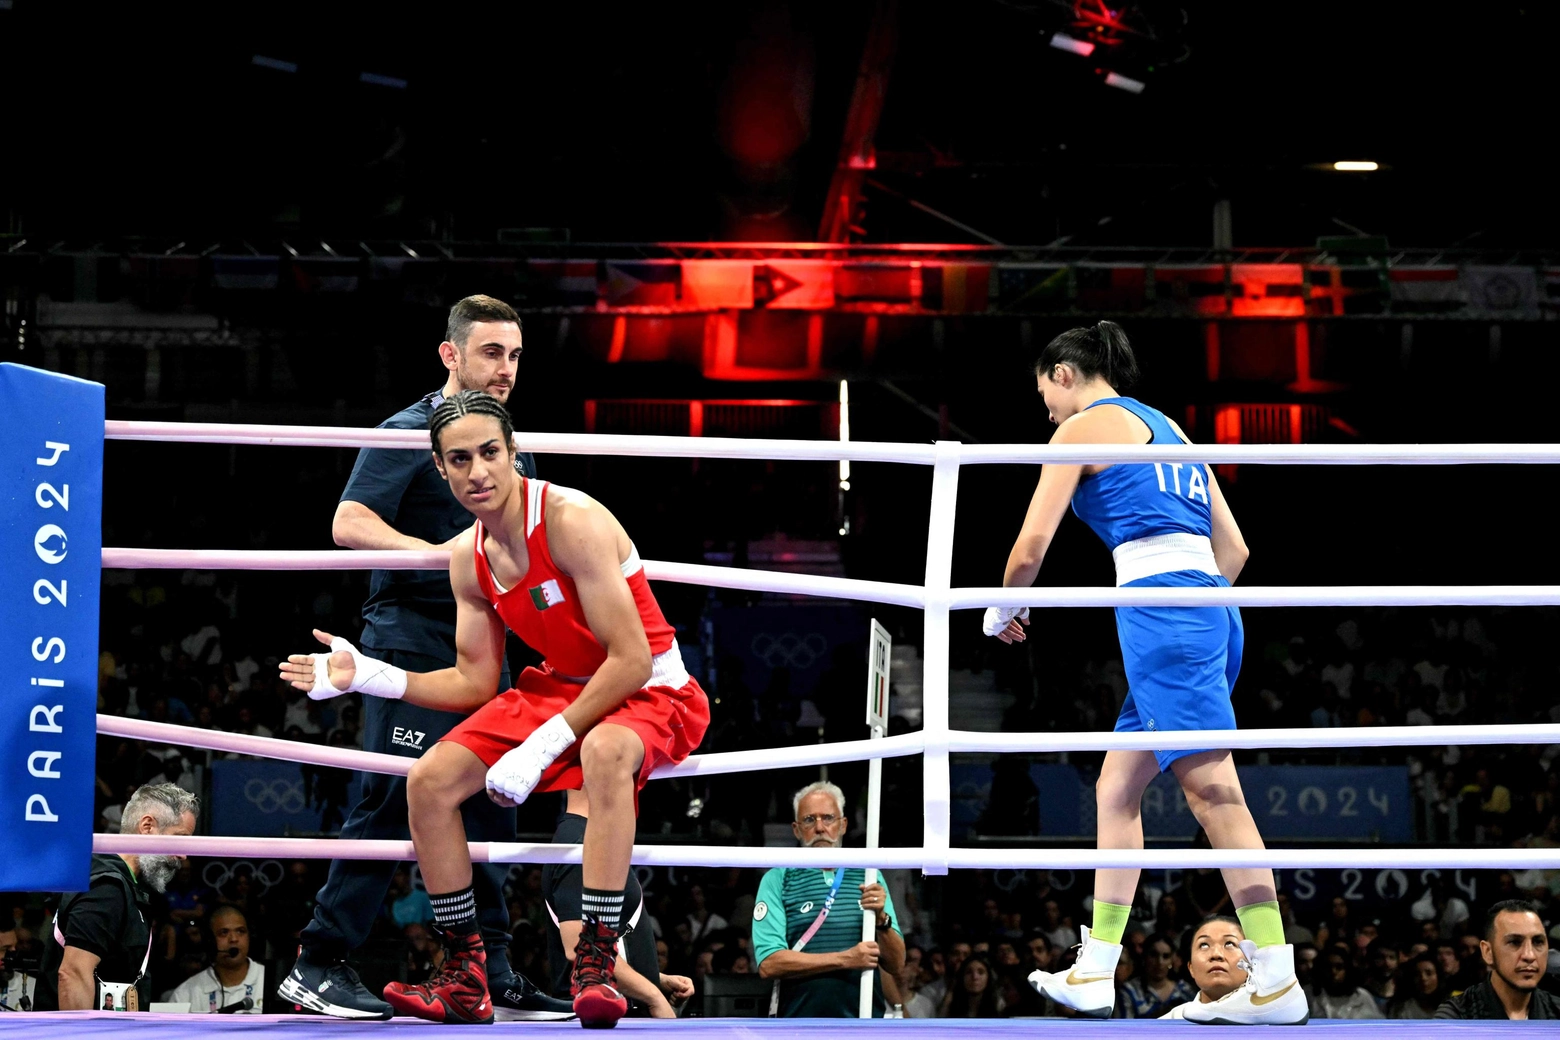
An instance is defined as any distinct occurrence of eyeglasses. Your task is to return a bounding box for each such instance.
[799,813,840,828]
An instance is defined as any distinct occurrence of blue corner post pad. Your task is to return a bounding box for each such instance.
[0,363,105,893]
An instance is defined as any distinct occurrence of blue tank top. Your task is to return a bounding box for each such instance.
[1070,397,1213,552]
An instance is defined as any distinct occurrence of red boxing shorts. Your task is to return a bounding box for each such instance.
[441,664,710,796]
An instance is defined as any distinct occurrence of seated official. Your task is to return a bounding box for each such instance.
[162,906,264,1013]
[1435,899,1559,1020]
[1163,916,1248,1018]
[35,783,198,1011]
[753,782,905,1017]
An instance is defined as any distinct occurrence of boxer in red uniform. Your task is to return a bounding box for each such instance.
[281,390,709,1028]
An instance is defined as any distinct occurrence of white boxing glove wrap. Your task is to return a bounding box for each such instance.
[310,636,408,701]
[486,713,577,806]
[982,605,1030,637]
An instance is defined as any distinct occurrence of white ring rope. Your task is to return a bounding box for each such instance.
[948,722,1560,754]
[105,419,1560,466]
[958,443,1560,466]
[98,548,1560,611]
[92,835,1560,872]
[96,714,925,779]
[99,549,927,608]
[961,585,1560,609]
[96,418,1560,875]
[105,420,936,464]
[100,714,1560,779]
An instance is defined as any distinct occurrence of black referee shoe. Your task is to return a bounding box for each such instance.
[491,970,577,1021]
[279,947,394,1020]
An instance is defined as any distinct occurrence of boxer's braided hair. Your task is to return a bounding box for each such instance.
[429,389,516,455]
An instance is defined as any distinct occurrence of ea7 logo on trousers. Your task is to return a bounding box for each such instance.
[391,727,426,750]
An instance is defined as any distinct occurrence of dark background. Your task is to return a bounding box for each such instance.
[3,0,1559,1018]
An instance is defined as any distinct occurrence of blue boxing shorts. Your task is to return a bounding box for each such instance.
[1112,570,1243,772]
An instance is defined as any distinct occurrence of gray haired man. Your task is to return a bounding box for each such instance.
[752,781,906,1017]
[35,783,198,1010]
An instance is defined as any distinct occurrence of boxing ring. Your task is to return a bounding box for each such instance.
[8,390,1560,1033]
[1,1013,1552,1036]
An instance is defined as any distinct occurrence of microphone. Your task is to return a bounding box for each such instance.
[217,997,253,1014]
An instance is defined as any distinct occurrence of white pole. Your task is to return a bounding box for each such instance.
[921,443,960,877]
[860,620,892,1018]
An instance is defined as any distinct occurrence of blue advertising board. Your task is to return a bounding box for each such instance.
[211,759,341,837]
[952,761,1411,843]
[707,603,865,702]
[1138,765,1412,841]
[0,364,104,892]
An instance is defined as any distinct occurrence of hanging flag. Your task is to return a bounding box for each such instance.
[681,260,755,309]
[835,263,919,303]
[291,257,361,293]
[604,261,681,307]
[1461,265,1539,318]
[922,263,991,312]
[526,259,599,307]
[210,255,280,291]
[995,264,1069,310]
[1387,267,1465,313]
[1542,269,1560,319]
[1078,265,1149,311]
[1149,265,1226,316]
[126,254,200,308]
[1231,264,1305,317]
[754,260,835,308]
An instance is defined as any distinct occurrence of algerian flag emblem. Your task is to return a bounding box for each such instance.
[528,579,565,611]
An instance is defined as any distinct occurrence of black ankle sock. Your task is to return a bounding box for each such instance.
[581,888,624,932]
[429,887,479,932]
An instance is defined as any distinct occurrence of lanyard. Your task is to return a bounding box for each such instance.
[771,868,848,1017]
[791,868,847,953]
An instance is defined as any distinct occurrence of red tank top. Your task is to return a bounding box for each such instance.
[471,480,676,679]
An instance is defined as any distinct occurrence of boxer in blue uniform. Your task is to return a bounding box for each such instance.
[984,321,1307,1026]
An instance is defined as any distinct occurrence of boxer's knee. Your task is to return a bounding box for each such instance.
[408,742,484,814]
[580,725,642,788]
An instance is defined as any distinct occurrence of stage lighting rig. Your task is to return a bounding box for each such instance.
[1031,0,1190,94]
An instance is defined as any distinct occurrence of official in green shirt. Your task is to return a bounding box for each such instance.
[752,781,905,1017]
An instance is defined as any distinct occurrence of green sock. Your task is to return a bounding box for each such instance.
[1236,900,1285,948]
[1090,900,1132,945]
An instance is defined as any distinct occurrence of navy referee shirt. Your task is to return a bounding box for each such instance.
[342,389,537,660]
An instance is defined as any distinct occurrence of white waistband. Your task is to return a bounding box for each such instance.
[1111,533,1221,587]
[555,639,689,688]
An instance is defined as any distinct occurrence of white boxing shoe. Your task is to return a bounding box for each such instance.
[1182,940,1310,1025]
[1026,924,1121,1018]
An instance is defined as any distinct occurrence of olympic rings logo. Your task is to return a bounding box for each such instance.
[244,777,307,814]
[202,860,285,895]
[750,632,829,669]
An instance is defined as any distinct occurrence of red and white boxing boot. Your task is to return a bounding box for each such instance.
[571,916,628,1029]
[383,925,494,1024]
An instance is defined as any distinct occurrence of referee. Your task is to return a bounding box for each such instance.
[278,295,568,1020]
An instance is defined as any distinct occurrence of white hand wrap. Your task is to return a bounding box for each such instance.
[309,636,408,701]
[486,713,576,805]
[982,605,1030,637]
